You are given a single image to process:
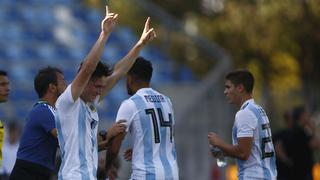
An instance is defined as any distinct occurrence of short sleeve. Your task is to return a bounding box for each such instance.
[56,84,75,110]
[39,107,56,133]
[235,110,257,138]
[116,100,135,132]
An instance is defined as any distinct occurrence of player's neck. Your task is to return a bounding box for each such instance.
[41,93,57,108]
[237,94,252,109]
[134,83,150,93]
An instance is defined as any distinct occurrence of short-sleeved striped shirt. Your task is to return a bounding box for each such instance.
[116,88,179,180]
[232,99,277,179]
[55,85,99,180]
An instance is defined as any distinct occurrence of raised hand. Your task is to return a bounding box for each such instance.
[138,17,157,46]
[101,6,118,34]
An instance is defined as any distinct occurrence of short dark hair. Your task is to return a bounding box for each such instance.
[78,61,112,81]
[0,70,7,76]
[34,67,63,98]
[128,57,153,82]
[225,69,254,93]
[292,105,306,124]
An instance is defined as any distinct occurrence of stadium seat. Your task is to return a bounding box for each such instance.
[0,0,194,122]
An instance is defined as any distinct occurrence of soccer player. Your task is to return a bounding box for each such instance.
[106,57,179,180]
[55,7,156,180]
[9,67,123,180]
[10,67,66,180]
[0,70,10,168]
[208,70,277,179]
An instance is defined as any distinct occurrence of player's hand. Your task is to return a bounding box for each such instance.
[209,145,221,158]
[123,148,133,161]
[137,17,157,46]
[208,132,223,147]
[101,6,118,35]
[106,120,126,140]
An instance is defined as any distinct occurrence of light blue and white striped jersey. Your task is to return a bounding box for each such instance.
[232,99,277,180]
[116,88,179,180]
[55,85,99,180]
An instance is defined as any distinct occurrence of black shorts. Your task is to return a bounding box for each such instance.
[9,159,51,180]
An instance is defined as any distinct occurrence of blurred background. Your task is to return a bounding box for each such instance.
[1,0,320,179]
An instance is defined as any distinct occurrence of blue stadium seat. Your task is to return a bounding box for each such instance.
[0,48,9,59]
[0,0,194,122]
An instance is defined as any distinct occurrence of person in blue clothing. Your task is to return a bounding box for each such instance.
[9,67,125,180]
[10,67,66,180]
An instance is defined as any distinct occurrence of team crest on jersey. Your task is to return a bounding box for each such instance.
[89,104,97,112]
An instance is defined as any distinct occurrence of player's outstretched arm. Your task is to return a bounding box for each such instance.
[100,17,157,100]
[71,6,117,101]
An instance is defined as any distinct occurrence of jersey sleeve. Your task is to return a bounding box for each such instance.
[55,84,79,131]
[39,107,56,133]
[56,84,75,111]
[116,100,135,132]
[235,110,257,138]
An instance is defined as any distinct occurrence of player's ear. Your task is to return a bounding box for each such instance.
[236,84,245,93]
[48,83,57,93]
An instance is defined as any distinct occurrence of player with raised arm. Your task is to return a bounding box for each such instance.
[55,6,156,180]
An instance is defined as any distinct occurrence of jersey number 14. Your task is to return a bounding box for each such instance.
[145,108,173,144]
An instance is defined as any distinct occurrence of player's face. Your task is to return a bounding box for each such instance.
[82,76,106,103]
[126,76,134,96]
[56,72,67,96]
[0,75,10,103]
[224,80,240,105]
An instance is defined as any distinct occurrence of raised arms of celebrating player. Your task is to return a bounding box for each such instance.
[71,6,117,102]
[99,17,157,101]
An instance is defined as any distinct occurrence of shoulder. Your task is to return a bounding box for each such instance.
[236,108,256,119]
[120,99,135,110]
[56,84,77,110]
[163,94,172,104]
[29,104,55,120]
[116,99,137,121]
[235,108,257,125]
[32,104,54,116]
[127,93,147,106]
[57,84,73,103]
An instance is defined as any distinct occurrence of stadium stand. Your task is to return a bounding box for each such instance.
[0,0,195,123]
